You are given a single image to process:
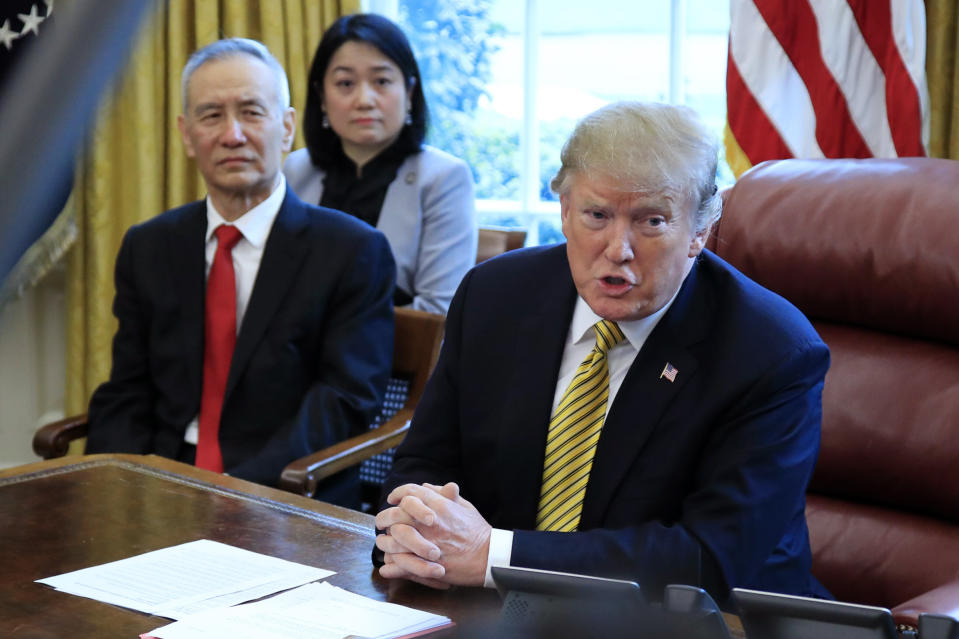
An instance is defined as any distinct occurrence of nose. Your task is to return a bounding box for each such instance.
[220,116,247,146]
[603,222,635,264]
[355,81,376,107]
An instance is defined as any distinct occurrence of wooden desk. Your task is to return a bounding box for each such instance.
[0,454,501,637]
[1,454,744,638]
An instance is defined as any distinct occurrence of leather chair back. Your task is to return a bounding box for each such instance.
[713,158,959,610]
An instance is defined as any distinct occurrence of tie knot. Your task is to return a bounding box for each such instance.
[593,320,625,353]
[214,224,243,252]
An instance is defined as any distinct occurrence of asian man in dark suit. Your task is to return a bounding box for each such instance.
[374,102,830,602]
[85,38,395,507]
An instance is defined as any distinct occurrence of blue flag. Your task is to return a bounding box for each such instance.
[0,1,73,303]
[0,0,152,296]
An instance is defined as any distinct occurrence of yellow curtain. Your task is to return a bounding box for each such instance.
[65,0,359,425]
[927,0,959,159]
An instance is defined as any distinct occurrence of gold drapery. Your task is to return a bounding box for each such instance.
[65,0,358,422]
[927,0,959,159]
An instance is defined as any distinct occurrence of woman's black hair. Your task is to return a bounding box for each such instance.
[303,13,428,169]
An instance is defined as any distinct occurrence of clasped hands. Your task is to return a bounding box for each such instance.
[374,482,491,589]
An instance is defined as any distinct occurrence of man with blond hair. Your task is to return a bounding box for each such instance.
[375,102,830,604]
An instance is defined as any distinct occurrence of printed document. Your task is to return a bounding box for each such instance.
[145,581,452,639]
[36,539,334,619]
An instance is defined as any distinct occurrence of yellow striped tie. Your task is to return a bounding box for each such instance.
[536,319,626,532]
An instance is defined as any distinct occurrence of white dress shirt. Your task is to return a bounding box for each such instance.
[483,292,680,587]
[183,176,286,445]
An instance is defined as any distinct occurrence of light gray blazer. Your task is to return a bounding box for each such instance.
[284,145,477,314]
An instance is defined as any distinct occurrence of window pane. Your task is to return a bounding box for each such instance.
[399,0,520,203]
[537,0,673,207]
[396,0,732,240]
[686,0,733,186]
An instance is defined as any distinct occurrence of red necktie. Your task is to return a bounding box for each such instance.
[196,224,243,472]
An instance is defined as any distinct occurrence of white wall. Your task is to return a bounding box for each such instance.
[0,266,66,469]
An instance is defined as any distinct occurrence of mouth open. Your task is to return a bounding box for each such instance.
[598,275,633,295]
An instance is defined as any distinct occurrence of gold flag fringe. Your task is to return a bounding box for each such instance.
[0,192,77,312]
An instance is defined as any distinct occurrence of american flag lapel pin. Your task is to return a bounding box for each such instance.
[660,362,678,382]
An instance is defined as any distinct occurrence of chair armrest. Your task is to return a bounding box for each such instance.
[32,414,88,459]
[892,578,959,629]
[278,409,413,498]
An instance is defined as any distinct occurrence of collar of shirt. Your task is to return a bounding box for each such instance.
[201,174,286,328]
[204,173,286,247]
[567,287,679,355]
[319,138,409,228]
[551,286,684,417]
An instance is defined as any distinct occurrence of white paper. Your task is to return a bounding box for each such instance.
[147,582,451,639]
[36,539,334,619]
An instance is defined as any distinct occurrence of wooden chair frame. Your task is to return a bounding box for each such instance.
[477,226,526,264]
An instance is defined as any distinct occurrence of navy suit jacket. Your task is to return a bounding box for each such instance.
[383,244,830,602]
[86,186,395,502]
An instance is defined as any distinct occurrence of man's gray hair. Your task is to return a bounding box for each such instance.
[551,101,721,232]
[181,37,290,113]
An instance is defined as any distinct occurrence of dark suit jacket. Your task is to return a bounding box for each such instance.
[86,186,395,504]
[383,244,830,602]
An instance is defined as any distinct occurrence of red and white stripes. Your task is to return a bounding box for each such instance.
[726,0,928,177]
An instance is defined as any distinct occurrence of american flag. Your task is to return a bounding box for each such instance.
[660,363,679,383]
[0,0,71,296]
[1,2,52,66]
[725,0,928,178]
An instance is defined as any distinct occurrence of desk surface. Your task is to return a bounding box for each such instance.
[1,454,744,638]
[0,454,503,637]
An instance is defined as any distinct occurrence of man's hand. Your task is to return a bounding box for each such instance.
[375,482,492,588]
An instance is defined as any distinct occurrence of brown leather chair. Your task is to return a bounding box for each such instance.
[713,158,959,630]
[477,226,526,264]
[33,307,445,502]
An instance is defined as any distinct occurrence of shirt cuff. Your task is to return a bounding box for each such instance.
[483,527,514,588]
[184,418,199,445]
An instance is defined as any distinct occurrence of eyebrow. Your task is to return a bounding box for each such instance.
[330,63,400,75]
[192,97,267,115]
[578,193,673,214]
[192,102,222,115]
[236,98,268,109]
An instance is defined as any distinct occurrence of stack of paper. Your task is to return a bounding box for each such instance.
[36,539,334,619]
[38,539,452,638]
[145,582,452,639]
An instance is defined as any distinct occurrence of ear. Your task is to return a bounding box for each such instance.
[406,76,416,109]
[177,114,196,158]
[281,107,296,152]
[688,224,710,258]
[560,192,572,239]
[559,192,570,223]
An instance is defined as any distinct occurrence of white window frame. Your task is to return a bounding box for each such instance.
[366,0,690,245]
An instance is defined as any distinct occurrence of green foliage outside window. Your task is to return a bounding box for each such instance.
[399,0,521,201]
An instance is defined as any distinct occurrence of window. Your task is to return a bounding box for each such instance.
[369,0,731,245]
